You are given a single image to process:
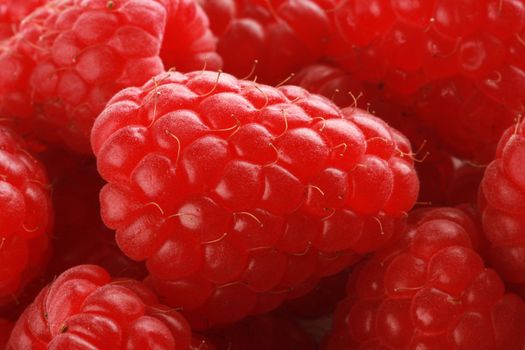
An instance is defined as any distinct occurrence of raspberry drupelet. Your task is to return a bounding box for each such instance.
[325,207,525,350]
[332,0,525,162]
[0,0,221,154]
[92,70,419,329]
[479,119,525,298]
[7,265,192,349]
[0,126,53,308]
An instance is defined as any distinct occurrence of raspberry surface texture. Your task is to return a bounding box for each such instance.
[0,0,167,153]
[7,264,192,349]
[480,120,525,297]
[0,126,52,308]
[332,0,525,161]
[91,70,419,328]
[292,63,457,206]
[325,207,525,349]
[0,0,221,154]
[0,0,46,41]
[200,0,335,84]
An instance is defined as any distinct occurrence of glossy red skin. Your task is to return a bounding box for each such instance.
[325,207,525,350]
[200,0,336,84]
[480,120,525,297]
[0,126,53,308]
[292,63,457,206]
[332,0,525,162]
[7,265,192,350]
[204,314,317,350]
[91,70,419,329]
[0,0,221,154]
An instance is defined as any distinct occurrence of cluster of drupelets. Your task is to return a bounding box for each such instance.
[1,0,525,349]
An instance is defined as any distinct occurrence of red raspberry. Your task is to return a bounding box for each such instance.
[40,149,146,279]
[200,0,335,84]
[0,0,221,154]
[0,319,12,348]
[91,70,419,328]
[325,207,525,350]
[332,0,525,162]
[7,264,192,349]
[203,314,317,350]
[0,0,46,40]
[479,120,525,297]
[0,126,52,308]
[292,63,457,206]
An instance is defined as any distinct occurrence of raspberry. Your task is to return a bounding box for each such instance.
[204,314,317,350]
[325,207,525,350]
[0,319,12,348]
[91,70,419,328]
[7,265,192,349]
[0,0,46,40]
[0,0,221,154]
[201,0,335,84]
[332,0,525,161]
[0,126,52,308]
[292,63,457,206]
[40,149,146,279]
[479,120,525,296]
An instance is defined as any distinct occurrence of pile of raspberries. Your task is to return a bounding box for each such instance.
[1,0,525,349]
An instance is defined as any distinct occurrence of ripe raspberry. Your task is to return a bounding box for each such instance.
[7,264,192,349]
[332,0,525,161]
[0,126,52,308]
[0,0,167,153]
[204,314,317,350]
[200,0,335,84]
[0,0,221,154]
[479,120,525,296]
[0,0,46,40]
[40,149,146,279]
[325,207,525,350]
[91,70,419,328]
[292,63,456,206]
[0,319,12,348]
